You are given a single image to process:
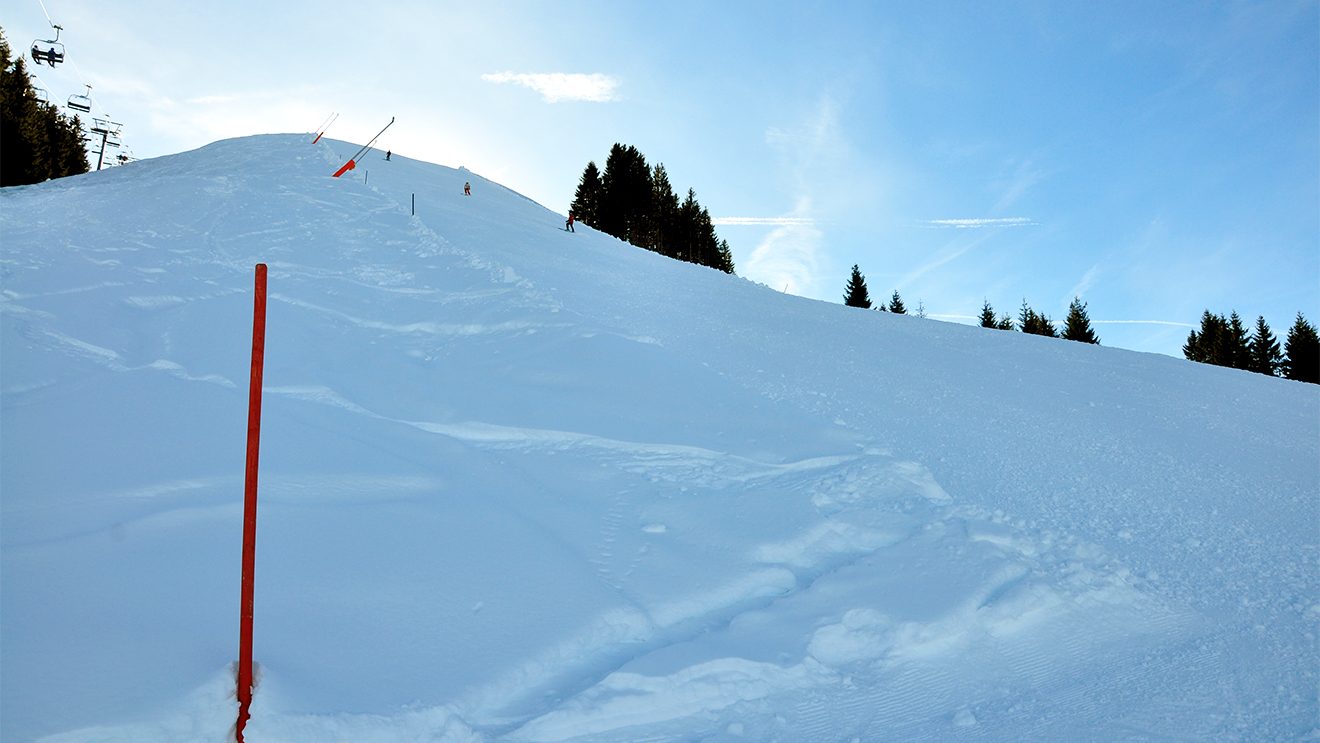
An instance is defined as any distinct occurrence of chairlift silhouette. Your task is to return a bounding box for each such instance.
[30,25,65,67]
[33,86,49,104]
[67,84,92,113]
[90,117,122,146]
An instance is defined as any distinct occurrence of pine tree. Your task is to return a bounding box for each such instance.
[1062,297,1100,344]
[715,239,735,275]
[979,300,1013,329]
[0,28,88,186]
[1226,312,1251,370]
[572,143,734,273]
[599,143,650,242]
[1183,310,1254,369]
[843,265,871,309]
[569,161,602,226]
[649,163,679,257]
[1282,313,1320,384]
[1185,311,1218,364]
[677,188,699,263]
[1018,300,1057,337]
[888,290,907,314]
[1,31,39,186]
[1246,315,1282,377]
[695,206,719,269]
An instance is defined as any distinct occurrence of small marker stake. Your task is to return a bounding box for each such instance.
[235,264,267,742]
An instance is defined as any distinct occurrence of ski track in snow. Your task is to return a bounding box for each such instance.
[262,378,1198,741]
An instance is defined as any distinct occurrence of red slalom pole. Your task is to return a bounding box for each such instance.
[235,264,267,742]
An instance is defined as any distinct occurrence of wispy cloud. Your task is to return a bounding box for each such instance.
[923,217,1036,229]
[1066,264,1101,300]
[992,159,1047,212]
[738,95,847,297]
[712,216,816,226]
[481,72,619,103]
[898,229,1000,288]
[741,197,824,295]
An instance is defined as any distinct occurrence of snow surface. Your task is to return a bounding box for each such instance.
[2,134,1317,742]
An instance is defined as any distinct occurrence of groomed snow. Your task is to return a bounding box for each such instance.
[2,134,1316,741]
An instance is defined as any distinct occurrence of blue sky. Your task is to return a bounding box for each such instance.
[9,0,1317,357]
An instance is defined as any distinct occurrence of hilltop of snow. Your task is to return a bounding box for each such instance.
[2,134,1317,742]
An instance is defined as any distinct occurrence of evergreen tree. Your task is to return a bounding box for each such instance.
[1246,315,1282,377]
[843,265,872,309]
[571,143,735,274]
[649,163,680,257]
[1282,313,1320,384]
[1062,297,1100,344]
[569,161,602,226]
[715,239,735,274]
[599,143,651,243]
[695,206,719,269]
[1226,311,1251,370]
[981,300,1014,330]
[888,290,907,314]
[1183,310,1220,363]
[0,28,88,186]
[1018,300,1057,337]
[677,188,700,263]
[1184,310,1253,368]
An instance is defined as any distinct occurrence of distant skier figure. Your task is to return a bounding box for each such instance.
[385,150,391,161]
[565,212,575,232]
[464,181,471,196]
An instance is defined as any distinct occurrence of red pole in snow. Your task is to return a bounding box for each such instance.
[331,158,356,178]
[235,263,267,742]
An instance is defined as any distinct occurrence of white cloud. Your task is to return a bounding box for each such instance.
[993,159,1047,212]
[738,95,851,298]
[740,198,824,296]
[481,72,619,103]
[898,229,1000,288]
[712,216,816,226]
[924,217,1036,228]
[1066,264,1101,300]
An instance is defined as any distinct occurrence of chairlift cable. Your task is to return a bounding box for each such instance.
[35,0,55,24]
[349,117,394,162]
[313,112,338,134]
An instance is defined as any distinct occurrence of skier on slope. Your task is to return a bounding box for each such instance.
[565,212,575,232]
[464,181,471,196]
[385,150,391,161]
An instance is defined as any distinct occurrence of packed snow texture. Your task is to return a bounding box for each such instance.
[2,135,1317,742]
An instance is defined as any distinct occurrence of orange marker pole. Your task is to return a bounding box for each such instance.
[235,263,267,742]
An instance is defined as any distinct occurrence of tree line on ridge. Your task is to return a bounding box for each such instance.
[569,143,735,274]
[843,263,1317,383]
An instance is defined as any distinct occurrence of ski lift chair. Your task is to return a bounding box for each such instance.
[67,85,92,113]
[30,26,65,67]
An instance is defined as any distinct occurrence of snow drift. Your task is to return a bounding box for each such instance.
[2,134,1316,741]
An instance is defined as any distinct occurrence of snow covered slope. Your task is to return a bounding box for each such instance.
[2,134,1316,742]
